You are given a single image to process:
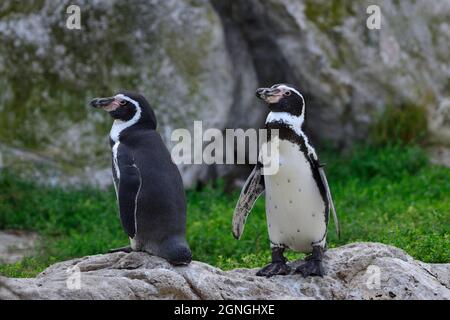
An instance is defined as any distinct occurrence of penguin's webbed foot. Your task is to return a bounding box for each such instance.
[109,246,133,253]
[256,262,291,277]
[295,259,324,277]
[295,245,325,277]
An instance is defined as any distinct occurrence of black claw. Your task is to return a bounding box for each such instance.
[256,262,291,277]
[295,260,324,277]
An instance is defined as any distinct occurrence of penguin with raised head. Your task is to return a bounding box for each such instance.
[232,84,339,277]
[90,91,192,265]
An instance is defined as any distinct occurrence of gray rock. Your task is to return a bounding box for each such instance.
[215,0,450,146]
[429,146,450,168]
[1,242,448,300]
[0,230,37,264]
[1,0,449,188]
[0,0,236,188]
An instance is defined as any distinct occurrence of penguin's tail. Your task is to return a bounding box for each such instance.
[160,237,192,266]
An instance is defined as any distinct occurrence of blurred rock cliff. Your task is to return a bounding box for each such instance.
[0,0,449,187]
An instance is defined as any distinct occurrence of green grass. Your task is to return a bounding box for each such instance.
[0,144,449,277]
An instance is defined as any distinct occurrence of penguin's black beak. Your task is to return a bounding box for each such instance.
[256,88,266,98]
[256,87,282,100]
[90,97,116,109]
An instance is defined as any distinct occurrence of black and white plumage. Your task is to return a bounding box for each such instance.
[232,84,339,277]
[90,91,191,265]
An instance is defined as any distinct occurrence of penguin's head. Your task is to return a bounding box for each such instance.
[90,91,157,129]
[256,84,305,116]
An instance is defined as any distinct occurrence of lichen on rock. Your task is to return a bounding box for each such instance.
[1,0,449,187]
[0,0,235,187]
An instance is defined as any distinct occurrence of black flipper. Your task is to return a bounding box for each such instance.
[116,144,141,239]
[309,153,340,238]
[232,164,265,239]
[318,166,340,238]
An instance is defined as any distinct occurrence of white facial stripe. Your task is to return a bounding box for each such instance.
[110,94,142,142]
[276,85,303,100]
[114,94,140,108]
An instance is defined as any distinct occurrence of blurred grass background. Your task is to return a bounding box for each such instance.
[1,143,449,277]
[1,102,449,277]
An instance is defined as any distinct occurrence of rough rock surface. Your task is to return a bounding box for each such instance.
[1,1,449,187]
[1,243,448,300]
[0,0,238,188]
[0,231,37,264]
[213,0,450,146]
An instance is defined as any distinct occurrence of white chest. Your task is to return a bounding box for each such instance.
[262,139,327,252]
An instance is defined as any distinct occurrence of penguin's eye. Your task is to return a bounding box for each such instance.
[119,100,127,106]
[284,91,292,97]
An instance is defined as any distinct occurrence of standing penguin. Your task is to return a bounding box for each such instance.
[90,91,191,265]
[232,84,339,277]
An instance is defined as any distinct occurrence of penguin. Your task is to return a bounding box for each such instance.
[90,91,192,265]
[232,84,339,277]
